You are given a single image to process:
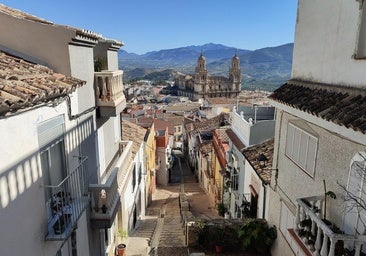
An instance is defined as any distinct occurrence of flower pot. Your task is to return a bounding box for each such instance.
[215,244,224,253]
[116,244,126,256]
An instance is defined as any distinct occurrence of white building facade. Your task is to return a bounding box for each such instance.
[225,106,275,219]
[268,1,366,255]
[0,5,128,256]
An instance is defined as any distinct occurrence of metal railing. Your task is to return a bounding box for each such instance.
[89,141,133,228]
[89,169,120,229]
[44,156,89,241]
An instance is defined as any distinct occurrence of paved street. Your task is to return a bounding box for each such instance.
[126,151,217,256]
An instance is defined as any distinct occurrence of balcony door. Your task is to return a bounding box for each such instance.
[38,115,67,219]
[40,141,67,199]
[343,151,366,238]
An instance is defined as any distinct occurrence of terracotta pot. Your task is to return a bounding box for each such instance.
[116,244,126,256]
[215,244,224,253]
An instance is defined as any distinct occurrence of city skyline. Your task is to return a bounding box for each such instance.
[0,1,297,54]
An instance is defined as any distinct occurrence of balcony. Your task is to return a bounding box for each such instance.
[89,169,120,229]
[294,195,366,256]
[89,141,133,229]
[44,157,89,241]
[95,70,126,117]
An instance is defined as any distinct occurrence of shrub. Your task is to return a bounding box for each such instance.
[236,219,277,253]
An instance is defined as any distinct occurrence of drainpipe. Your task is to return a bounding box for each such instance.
[262,184,267,219]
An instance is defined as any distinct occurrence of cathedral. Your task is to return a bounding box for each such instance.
[174,53,241,100]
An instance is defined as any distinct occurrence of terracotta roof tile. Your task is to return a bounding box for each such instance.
[198,141,212,155]
[185,112,230,136]
[133,117,153,128]
[164,115,185,126]
[242,139,274,184]
[215,128,229,142]
[269,80,366,134]
[0,4,53,24]
[154,119,172,134]
[0,4,104,41]
[0,51,85,116]
[121,120,147,158]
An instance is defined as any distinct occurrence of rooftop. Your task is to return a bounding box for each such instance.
[198,141,213,155]
[0,4,123,46]
[121,120,147,157]
[269,79,366,134]
[242,139,274,184]
[185,112,230,136]
[0,51,85,116]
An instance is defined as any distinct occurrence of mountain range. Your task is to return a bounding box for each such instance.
[118,43,293,91]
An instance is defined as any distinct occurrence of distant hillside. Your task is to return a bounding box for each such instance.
[119,43,293,91]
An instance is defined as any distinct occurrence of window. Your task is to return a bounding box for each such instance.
[343,152,366,236]
[38,116,68,221]
[285,123,318,177]
[41,141,67,204]
[231,168,239,191]
[138,164,142,185]
[132,165,136,191]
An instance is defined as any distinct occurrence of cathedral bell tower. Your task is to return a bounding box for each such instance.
[229,52,241,91]
[194,52,208,93]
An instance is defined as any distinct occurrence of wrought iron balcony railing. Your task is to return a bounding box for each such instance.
[89,169,120,229]
[44,156,89,241]
[89,141,133,229]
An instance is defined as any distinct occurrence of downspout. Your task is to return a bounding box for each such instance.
[262,183,267,219]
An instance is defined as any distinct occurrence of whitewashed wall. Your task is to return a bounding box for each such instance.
[292,0,366,87]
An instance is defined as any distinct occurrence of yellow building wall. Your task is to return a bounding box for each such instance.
[145,123,156,205]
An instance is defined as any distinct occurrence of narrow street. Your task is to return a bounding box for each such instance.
[126,151,217,256]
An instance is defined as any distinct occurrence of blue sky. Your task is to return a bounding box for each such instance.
[1,1,297,54]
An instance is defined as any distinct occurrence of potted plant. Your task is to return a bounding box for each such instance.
[192,218,207,245]
[211,226,225,253]
[237,219,277,254]
[323,179,336,222]
[115,230,128,256]
[216,202,227,217]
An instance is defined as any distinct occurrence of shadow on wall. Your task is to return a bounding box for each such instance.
[0,116,95,210]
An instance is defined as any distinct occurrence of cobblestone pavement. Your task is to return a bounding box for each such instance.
[127,151,218,256]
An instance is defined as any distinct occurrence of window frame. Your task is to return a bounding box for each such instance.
[285,122,318,178]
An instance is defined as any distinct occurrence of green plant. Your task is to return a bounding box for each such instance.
[211,226,225,246]
[216,202,227,217]
[193,218,206,233]
[193,218,207,245]
[323,179,337,220]
[117,229,128,243]
[94,57,107,72]
[236,219,277,253]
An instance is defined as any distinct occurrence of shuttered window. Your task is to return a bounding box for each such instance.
[285,123,318,177]
[37,115,65,148]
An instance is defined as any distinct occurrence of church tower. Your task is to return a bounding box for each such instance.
[194,52,208,93]
[229,52,241,91]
